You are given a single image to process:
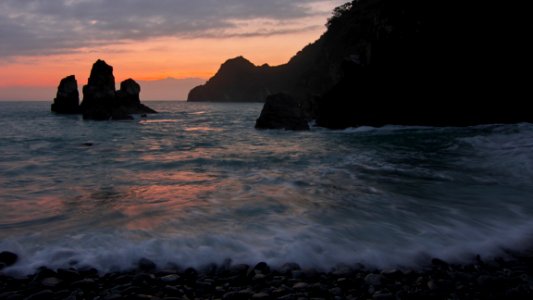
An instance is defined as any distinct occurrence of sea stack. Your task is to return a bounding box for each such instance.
[116,78,157,115]
[81,59,119,120]
[53,59,156,120]
[255,93,310,130]
[51,75,80,114]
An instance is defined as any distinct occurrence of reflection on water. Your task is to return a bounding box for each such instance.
[139,119,180,124]
[1,102,533,274]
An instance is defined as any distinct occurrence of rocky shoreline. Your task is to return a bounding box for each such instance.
[2,250,533,299]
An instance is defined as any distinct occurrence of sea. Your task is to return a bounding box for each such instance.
[1,101,533,275]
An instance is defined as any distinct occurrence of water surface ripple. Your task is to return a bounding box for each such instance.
[1,101,533,274]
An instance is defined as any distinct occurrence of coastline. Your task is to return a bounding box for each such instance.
[2,250,533,299]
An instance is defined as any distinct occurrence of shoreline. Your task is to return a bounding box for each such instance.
[2,250,533,299]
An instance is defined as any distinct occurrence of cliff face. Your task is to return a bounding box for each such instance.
[315,0,531,128]
[187,1,381,104]
[187,19,356,103]
[190,0,530,127]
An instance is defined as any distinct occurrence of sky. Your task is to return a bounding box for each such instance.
[0,0,345,100]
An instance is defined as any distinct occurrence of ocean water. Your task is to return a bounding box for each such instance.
[1,101,533,275]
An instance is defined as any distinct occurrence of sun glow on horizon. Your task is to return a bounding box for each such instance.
[0,0,347,100]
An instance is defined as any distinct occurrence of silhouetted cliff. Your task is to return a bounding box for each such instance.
[249,0,531,129]
[187,14,356,103]
[313,0,531,128]
[189,0,530,127]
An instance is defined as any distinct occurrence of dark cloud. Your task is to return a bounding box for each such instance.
[0,0,340,58]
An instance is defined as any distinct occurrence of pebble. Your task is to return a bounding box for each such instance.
[372,291,394,300]
[160,274,180,283]
[252,292,271,299]
[293,282,309,289]
[365,273,382,286]
[24,289,55,300]
[41,277,62,288]
[0,254,532,299]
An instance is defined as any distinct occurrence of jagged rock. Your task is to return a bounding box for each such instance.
[51,75,80,114]
[80,59,117,120]
[68,59,157,120]
[255,93,309,130]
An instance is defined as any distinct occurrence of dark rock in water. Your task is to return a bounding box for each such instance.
[80,59,118,120]
[49,59,157,120]
[313,0,532,128]
[117,78,141,105]
[242,0,531,129]
[138,258,157,271]
[255,93,309,130]
[116,79,157,115]
[51,75,80,114]
[0,251,18,269]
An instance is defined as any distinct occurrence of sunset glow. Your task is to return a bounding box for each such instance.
[0,0,345,100]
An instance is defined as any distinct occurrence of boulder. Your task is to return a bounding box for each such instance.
[116,79,157,115]
[117,78,141,105]
[51,75,80,114]
[255,93,309,130]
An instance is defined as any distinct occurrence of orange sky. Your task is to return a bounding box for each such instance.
[0,32,324,87]
[0,1,345,100]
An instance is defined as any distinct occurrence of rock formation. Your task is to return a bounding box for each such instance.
[196,0,530,129]
[51,75,80,114]
[53,59,156,120]
[81,59,120,120]
[255,93,310,130]
[116,79,157,115]
[313,0,532,128]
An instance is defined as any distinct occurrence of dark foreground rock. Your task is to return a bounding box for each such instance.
[0,251,18,270]
[51,75,80,114]
[53,59,156,120]
[2,253,533,299]
[314,0,532,129]
[234,0,531,130]
[255,93,310,130]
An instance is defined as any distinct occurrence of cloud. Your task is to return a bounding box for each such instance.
[0,0,343,58]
